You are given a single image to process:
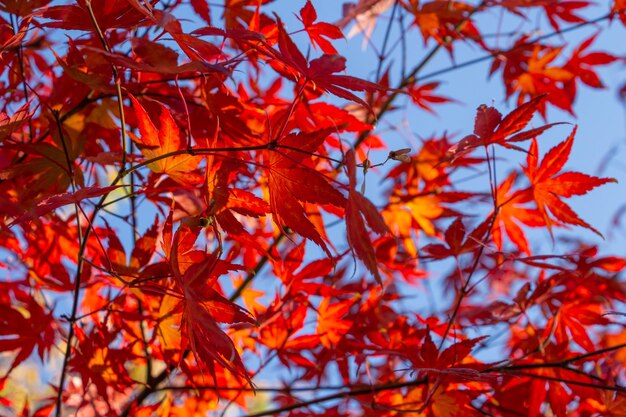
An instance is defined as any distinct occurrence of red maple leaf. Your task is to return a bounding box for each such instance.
[269,17,383,108]
[345,149,389,283]
[422,216,489,259]
[448,95,561,159]
[41,0,149,31]
[491,173,544,255]
[0,289,57,375]
[169,225,255,382]
[267,129,346,254]
[520,127,616,236]
[408,81,455,114]
[564,35,618,100]
[9,185,122,227]
[298,1,344,54]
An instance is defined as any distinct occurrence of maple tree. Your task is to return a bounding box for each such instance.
[1,0,626,416]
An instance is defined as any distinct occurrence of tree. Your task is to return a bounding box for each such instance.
[1,0,625,415]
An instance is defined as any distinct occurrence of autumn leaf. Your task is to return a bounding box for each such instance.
[9,185,123,227]
[129,95,202,185]
[521,127,616,236]
[270,17,384,108]
[564,35,617,98]
[190,0,211,25]
[491,173,545,255]
[345,149,389,283]
[408,331,486,375]
[448,95,561,159]
[542,1,590,32]
[491,38,577,115]
[408,81,455,114]
[422,217,489,259]
[267,129,346,254]
[156,293,183,353]
[341,0,394,44]
[316,297,353,348]
[105,217,159,277]
[258,297,308,350]
[169,225,255,381]
[41,0,149,31]
[0,102,31,142]
[0,290,57,376]
[298,1,344,54]
[205,152,269,237]
[404,0,485,51]
[614,0,626,26]
[3,1,626,415]
[429,386,483,417]
[549,302,609,352]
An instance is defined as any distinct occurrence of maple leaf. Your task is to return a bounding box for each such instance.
[205,153,269,237]
[564,35,618,100]
[298,1,344,54]
[41,0,149,31]
[542,1,590,32]
[70,325,134,395]
[429,386,483,417]
[293,102,374,134]
[267,129,346,254]
[340,0,394,45]
[105,217,159,276]
[491,38,575,115]
[169,225,255,382]
[383,191,469,257]
[491,173,544,255]
[520,127,616,236]
[0,102,31,142]
[0,0,49,16]
[403,0,485,51]
[408,331,486,376]
[0,290,57,376]
[156,293,183,354]
[161,15,228,65]
[345,149,389,283]
[190,0,211,25]
[316,297,354,348]
[88,38,226,76]
[270,242,336,295]
[548,301,610,352]
[4,0,626,414]
[614,0,626,26]
[129,95,202,185]
[422,217,489,259]
[9,185,122,227]
[498,0,590,32]
[269,17,384,108]
[258,296,308,350]
[408,81,455,114]
[448,95,561,159]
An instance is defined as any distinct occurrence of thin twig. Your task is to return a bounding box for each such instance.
[241,378,428,417]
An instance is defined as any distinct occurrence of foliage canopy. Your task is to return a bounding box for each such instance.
[1,1,626,416]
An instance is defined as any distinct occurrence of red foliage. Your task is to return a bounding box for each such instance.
[0,1,625,416]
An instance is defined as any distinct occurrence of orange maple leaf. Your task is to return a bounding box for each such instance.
[129,95,202,185]
[316,297,353,348]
